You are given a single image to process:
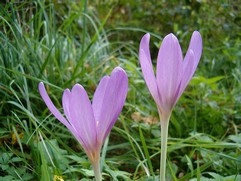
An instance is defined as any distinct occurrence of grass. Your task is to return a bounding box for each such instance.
[0,0,240,180]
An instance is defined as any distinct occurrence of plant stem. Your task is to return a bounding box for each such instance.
[160,113,170,181]
[92,160,102,181]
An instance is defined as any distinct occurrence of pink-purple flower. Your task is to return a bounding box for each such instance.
[139,31,202,116]
[139,31,202,180]
[38,67,128,180]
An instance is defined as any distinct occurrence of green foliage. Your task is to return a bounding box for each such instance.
[0,0,240,180]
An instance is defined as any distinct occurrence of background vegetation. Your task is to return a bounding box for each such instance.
[0,0,240,180]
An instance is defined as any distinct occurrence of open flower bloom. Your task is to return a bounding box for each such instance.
[139,31,202,117]
[38,67,128,177]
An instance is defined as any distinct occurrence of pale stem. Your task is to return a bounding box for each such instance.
[160,113,170,181]
[92,159,102,181]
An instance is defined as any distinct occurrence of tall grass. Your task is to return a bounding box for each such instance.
[0,1,240,180]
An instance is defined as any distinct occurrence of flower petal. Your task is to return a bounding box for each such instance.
[61,88,91,148]
[39,82,91,149]
[62,89,71,121]
[38,82,71,130]
[68,84,97,151]
[178,49,195,101]
[92,75,109,125]
[185,31,202,74]
[93,67,128,143]
[156,33,183,110]
[139,33,161,106]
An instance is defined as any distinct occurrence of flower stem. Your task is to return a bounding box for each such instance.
[160,113,170,181]
[92,160,102,181]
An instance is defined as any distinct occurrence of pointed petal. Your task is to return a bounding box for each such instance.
[94,67,128,143]
[62,89,71,121]
[185,31,202,74]
[38,82,71,130]
[177,49,195,102]
[156,33,183,110]
[38,83,83,144]
[139,33,160,106]
[61,88,89,148]
[68,84,97,151]
[92,76,110,125]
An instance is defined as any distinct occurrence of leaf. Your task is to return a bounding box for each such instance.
[0,153,13,164]
[190,177,215,181]
[40,154,52,181]
[66,155,88,165]
[228,134,241,144]
[0,176,15,181]
[11,157,23,162]
[207,172,241,181]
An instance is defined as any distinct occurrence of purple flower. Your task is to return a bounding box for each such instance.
[38,67,128,180]
[139,31,202,116]
[139,31,202,180]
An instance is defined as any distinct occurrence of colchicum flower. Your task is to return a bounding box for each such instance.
[39,67,128,181]
[139,31,202,180]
